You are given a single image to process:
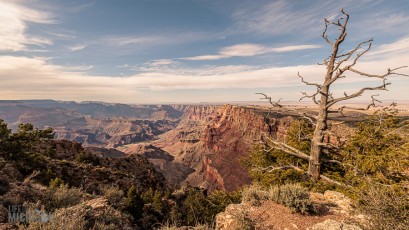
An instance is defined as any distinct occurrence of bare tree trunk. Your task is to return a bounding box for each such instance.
[308,111,325,180]
[308,34,339,180]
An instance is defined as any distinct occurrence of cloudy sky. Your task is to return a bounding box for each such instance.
[1,0,409,104]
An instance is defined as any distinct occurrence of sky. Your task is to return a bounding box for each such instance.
[0,0,409,104]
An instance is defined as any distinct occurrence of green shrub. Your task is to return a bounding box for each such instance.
[0,120,54,175]
[124,185,144,221]
[167,186,241,227]
[49,177,64,188]
[268,184,313,214]
[241,184,269,206]
[141,187,164,212]
[358,183,409,230]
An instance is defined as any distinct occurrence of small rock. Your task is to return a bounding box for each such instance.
[215,203,250,230]
[323,191,352,214]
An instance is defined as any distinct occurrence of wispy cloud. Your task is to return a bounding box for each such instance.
[230,0,409,38]
[180,43,321,61]
[350,11,409,37]
[104,36,165,46]
[48,31,76,39]
[68,44,87,52]
[367,36,409,57]
[231,1,326,35]
[146,59,177,67]
[102,31,226,48]
[0,1,55,51]
[65,65,94,71]
[117,59,179,72]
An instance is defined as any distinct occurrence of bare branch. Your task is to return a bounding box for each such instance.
[301,112,317,126]
[299,91,320,105]
[331,39,373,76]
[318,55,331,66]
[339,40,373,73]
[327,79,390,108]
[252,164,303,173]
[253,164,345,187]
[298,72,322,88]
[335,94,381,115]
[255,93,283,108]
[322,19,334,46]
[264,137,310,161]
[349,66,409,78]
[298,72,322,105]
[320,175,343,186]
[333,9,349,47]
[317,142,340,150]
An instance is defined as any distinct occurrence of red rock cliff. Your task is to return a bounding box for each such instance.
[155,104,295,191]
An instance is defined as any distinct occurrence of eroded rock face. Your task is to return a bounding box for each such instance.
[53,118,178,148]
[146,105,296,191]
[151,104,355,191]
[119,144,194,186]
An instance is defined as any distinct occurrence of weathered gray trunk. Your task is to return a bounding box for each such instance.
[308,45,338,181]
[308,100,328,181]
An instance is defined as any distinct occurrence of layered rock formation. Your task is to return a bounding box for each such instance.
[123,104,298,191]
[52,118,178,147]
[0,100,182,148]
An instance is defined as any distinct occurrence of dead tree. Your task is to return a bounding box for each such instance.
[258,9,408,183]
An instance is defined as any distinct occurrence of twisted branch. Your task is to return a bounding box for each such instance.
[255,93,283,108]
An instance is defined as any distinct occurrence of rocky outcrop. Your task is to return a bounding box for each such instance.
[44,197,134,230]
[0,139,167,199]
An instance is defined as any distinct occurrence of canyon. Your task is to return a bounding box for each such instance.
[0,100,358,191]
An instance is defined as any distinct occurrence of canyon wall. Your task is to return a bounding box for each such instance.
[123,104,297,191]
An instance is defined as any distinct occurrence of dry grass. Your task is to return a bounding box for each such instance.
[99,185,124,207]
[45,184,85,210]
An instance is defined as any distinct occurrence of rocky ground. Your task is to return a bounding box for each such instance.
[216,191,364,230]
